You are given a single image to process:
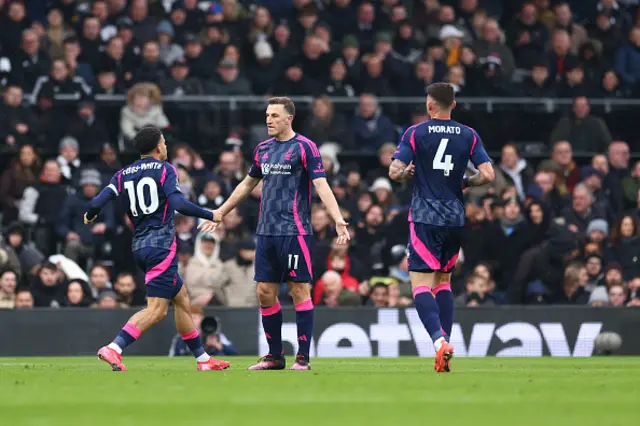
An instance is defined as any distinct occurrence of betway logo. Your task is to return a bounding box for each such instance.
[258,309,603,357]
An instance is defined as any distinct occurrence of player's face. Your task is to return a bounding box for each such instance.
[266,104,292,137]
[158,135,168,161]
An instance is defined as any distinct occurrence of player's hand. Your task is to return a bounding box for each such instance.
[83,213,96,225]
[404,162,415,179]
[212,209,224,223]
[197,219,218,235]
[335,218,350,245]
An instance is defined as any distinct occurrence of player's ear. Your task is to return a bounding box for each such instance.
[451,100,457,111]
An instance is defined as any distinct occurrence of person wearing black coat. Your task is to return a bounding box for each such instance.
[30,262,65,308]
[609,215,640,281]
[523,60,557,97]
[479,198,535,292]
[66,99,110,154]
[508,222,581,304]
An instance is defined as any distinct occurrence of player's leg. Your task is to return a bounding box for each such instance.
[433,227,462,339]
[407,223,454,372]
[171,284,230,371]
[249,236,286,370]
[98,297,169,371]
[286,235,315,370]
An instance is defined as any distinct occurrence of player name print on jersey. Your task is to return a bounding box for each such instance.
[428,125,461,134]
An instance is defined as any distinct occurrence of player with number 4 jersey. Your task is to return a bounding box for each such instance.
[84,125,230,372]
[389,83,495,373]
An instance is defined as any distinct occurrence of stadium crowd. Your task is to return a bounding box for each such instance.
[0,0,639,310]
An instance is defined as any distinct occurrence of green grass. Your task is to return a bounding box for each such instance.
[0,357,637,426]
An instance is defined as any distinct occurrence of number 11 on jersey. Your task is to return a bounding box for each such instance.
[433,138,454,176]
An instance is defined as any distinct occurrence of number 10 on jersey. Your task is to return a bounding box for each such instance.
[433,138,454,176]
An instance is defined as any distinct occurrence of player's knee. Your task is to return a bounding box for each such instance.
[289,283,311,303]
[257,283,278,306]
[147,302,169,323]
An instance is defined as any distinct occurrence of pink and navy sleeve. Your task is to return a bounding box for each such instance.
[300,140,326,180]
[392,127,416,164]
[248,146,264,179]
[468,128,491,167]
[161,164,182,197]
[86,170,121,219]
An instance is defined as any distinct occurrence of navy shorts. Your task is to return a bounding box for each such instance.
[133,240,182,300]
[255,235,314,283]
[407,223,462,273]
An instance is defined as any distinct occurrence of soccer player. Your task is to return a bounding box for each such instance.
[84,125,230,372]
[210,97,350,371]
[389,83,495,372]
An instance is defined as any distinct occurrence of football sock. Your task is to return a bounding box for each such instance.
[111,323,141,354]
[412,286,446,349]
[295,299,314,359]
[181,330,210,362]
[434,282,454,341]
[261,302,283,357]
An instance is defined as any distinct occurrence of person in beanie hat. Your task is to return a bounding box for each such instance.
[57,136,82,185]
[157,20,184,67]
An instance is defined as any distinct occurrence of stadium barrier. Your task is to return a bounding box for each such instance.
[1,307,639,357]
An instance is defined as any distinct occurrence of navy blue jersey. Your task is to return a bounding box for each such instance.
[393,119,491,227]
[248,134,326,236]
[108,158,181,251]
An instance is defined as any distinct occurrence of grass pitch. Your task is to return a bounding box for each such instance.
[0,357,637,426]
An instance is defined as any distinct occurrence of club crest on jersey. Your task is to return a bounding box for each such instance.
[284,148,294,161]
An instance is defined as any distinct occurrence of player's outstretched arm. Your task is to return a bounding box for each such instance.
[313,177,350,244]
[216,176,261,218]
[84,186,117,224]
[464,162,495,188]
[388,159,415,182]
[168,192,214,220]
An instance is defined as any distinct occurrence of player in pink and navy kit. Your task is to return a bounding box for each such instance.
[389,83,495,372]
[84,126,230,372]
[210,97,350,371]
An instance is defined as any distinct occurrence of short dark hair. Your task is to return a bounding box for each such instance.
[133,125,162,155]
[427,83,455,109]
[268,96,295,116]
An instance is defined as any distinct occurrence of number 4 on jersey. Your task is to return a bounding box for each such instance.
[433,138,454,176]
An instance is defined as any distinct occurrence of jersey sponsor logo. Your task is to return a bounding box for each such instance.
[122,162,163,175]
[428,125,461,134]
[261,163,292,176]
[259,309,603,358]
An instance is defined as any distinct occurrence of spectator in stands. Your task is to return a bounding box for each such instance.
[93,290,121,309]
[249,39,278,95]
[302,96,353,149]
[63,36,95,88]
[557,59,589,98]
[354,203,387,274]
[598,69,626,97]
[474,18,516,78]
[547,29,576,82]
[56,169,115,265]
[367,282,389,307]
[13,29,50,92]
[160,56,203,96]
[621,161,640,209]
[120,83,169,145]
[553,2,588,55]
[32,58,92,105]
[88,264,113,300]
[610,215,640,280]
[4,222,44,277]
[508,2,549,69]
[62,279,93,307]
[352,93,396,153]
[313,235,361,304]
[185,233,225,307]
[218,237,257,307]
[316,270,360,307]
[66,98,109,154]
[523,59,556,97]
[14,289,34,309]
[547,141,579,196]
[608,282,628,307]
[615,26,640,92]
[552,96,612,151]
[0,270,18,309]
[595,0,632,34]
[113,272,144,307]
[1,2,31,57]
[79,16,103,67]
[496,144,535,201]
[156,20,184,68]
[455,273,495,307]
[133,40,167,84]
[564,183,607,236]
[588,10,625,64]
[0,85,38,149]
[56,136,81,185]
[552,262,590,304]
[219,208,250,261]
[30,261,63,307]
[585,253,606,290]
[0,144,40,226]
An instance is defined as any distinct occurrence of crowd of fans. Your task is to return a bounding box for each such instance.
[0,0,639,310]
